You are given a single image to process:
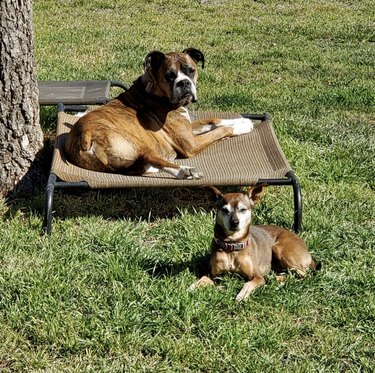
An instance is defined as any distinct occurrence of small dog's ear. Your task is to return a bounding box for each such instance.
[208,186,224,204]
[144,50,166,71]
[247,184,267,205]
[183,48,205,69]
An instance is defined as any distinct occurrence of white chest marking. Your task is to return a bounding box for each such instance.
[180,107,191,122]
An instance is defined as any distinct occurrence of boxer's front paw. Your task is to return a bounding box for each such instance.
[215,118,254,136]
[177,166,203,179]
[230,118,254,136]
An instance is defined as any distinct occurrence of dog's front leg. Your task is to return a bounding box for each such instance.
[191,117,254,137]
[188,275,215,291]
[235,275,265,302]
[191,120,217,135]
[214,117,254,136]
[172,125,234,158]
[179,117,254,156]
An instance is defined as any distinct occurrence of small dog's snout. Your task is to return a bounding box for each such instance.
[230,217,240,229]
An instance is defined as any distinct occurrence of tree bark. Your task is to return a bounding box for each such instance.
[0,0,43,196]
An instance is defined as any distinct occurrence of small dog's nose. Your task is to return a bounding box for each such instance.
[230,218,240,229]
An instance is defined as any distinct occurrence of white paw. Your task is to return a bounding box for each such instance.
[188,276,215,292]
[176,166,203,179]
[188,282,199,292]
[235,281,258,302]
[162,165,203,179]
[235,289,250,302]
[231,118,254,136]
[216,118,254,136]
[144,164,160,174]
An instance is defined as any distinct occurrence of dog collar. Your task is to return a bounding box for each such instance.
[214,237,249,252]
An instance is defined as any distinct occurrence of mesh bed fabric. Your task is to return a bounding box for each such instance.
[51,111,292,188]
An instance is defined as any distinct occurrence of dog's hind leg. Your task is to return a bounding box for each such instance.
[140,153,203,179]
[271,231,315,277]
[73,131,139,172]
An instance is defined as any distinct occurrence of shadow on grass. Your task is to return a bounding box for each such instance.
[48,186,217,222]
[3,185,222,230]
[34,184,242,224]
[3,183,294,237]
[140,252,211,279]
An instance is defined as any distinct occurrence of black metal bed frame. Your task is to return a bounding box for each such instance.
[43,168,302,235]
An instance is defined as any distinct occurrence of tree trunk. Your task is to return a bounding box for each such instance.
[0,0,43,196]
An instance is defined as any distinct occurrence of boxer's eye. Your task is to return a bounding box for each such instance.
[188,68,195,76]
[165,71,177,81]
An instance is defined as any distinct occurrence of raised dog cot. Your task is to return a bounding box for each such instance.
[38,80,302,235]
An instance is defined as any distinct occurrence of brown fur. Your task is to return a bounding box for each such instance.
[190,185,318,301]
[64,48,253,179]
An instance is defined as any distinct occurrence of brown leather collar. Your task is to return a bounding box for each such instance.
[213,237,250,252]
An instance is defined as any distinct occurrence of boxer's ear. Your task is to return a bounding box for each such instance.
[144,51,166,71]
[183,48,205,69]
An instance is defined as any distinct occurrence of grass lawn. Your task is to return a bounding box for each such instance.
[1,0,374,371]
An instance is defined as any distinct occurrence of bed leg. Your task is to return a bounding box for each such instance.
[44,173,57,235]
[287,171,302,234]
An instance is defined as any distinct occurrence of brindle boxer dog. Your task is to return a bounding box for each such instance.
[65,48,254,179]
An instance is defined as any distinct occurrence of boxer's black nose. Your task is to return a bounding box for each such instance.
[176,79,192,89]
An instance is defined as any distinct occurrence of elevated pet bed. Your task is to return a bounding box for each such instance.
[39,80,302,235]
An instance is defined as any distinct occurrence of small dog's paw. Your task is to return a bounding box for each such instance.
[188,282,200,292]
[231,118,254,136]
[189,276,215,292]
[235,290,249,302]
[177,166,203,179]
[275,274,286,283]
[235,281,258,302]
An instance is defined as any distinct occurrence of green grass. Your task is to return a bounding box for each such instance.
[1,0,374,371]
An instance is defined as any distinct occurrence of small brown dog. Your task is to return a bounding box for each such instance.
[190,185,319,301]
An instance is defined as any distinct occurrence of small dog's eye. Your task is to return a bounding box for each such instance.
[239,208,247,213]
[221,207,229,214]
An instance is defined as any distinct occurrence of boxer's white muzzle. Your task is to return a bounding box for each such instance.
[171,71,198,106]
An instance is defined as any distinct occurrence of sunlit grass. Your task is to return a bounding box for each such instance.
[0,0,374,371]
